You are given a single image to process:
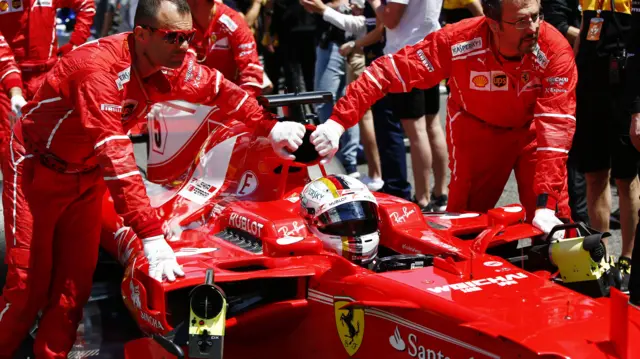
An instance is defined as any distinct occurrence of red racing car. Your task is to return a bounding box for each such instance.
[92,92,640,359]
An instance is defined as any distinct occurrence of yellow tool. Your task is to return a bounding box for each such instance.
[188,269,227,359]
[550,234,610,284]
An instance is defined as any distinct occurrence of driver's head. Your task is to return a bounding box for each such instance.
[300,175,380,265]
[133,0,195,69]
[483,0,542,57]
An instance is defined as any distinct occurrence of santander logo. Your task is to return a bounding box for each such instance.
[390,326,406,351]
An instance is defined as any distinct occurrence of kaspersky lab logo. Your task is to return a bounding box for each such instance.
[389,326,460,359]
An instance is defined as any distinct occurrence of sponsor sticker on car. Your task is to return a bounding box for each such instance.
[236,171,258,196]
[278,221,306,237]
[390,326,453,359]
[391,206,417,224]
[229,212,265,237]
[178,177,220,205]
[427,272,528,294]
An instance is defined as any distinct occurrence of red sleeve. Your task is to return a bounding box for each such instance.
[75,72,163,239]
[176,54,275,136]
[229,14,264,98]
[533,43,577,208]
[58,0,96,46]
[0,33,22,94]
[330,28,452,129]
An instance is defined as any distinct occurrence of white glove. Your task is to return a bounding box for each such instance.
[142,235,185,282]
[532,208,565,240]
[310,119,345,164]
[10,95,27,118]
[268,121,306,160]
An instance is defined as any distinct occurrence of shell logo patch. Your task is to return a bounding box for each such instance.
[0,1,9,11]
[471,74,489,88]
[470,71,509,91]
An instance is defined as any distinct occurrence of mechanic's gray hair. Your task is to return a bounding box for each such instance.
[134,0,191,26]
[482,0,503,22]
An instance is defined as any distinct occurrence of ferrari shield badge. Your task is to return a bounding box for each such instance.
[334,296,364,356]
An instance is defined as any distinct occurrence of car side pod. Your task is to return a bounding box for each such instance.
[187,268,228,359]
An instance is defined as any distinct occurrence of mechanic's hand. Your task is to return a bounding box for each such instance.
[142,235,185,282]
[268,121,306,160]
[532,208,565,240]
[57,43,75,57]
[310,119,344,164]
[630,113,640,152]
[10,94,27,119]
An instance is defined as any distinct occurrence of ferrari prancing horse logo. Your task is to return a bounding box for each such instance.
[334,296,364,356]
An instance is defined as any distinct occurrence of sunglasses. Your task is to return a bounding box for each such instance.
[140,25,196,44]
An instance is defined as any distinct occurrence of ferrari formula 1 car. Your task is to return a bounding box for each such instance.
[97,91,640,359]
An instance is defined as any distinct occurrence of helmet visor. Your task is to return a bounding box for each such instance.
[316,201,378,236]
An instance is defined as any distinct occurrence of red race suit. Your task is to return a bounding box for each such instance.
[0,33,275,358]
[0,0,95,159]
[329,17,577,221]
[192,0,263,97]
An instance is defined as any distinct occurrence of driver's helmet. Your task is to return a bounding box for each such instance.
[300,174,380,265]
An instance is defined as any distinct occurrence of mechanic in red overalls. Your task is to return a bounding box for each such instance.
[187,0,264,97]
[0,0,305,356]
[0,0,96,161]
[311,0,577,239]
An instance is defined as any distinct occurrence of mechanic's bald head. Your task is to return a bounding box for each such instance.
[134,0,192,29]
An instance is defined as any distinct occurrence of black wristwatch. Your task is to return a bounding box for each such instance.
[536,193,558,212]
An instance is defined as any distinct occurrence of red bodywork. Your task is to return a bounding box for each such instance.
[100,118,640,359]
